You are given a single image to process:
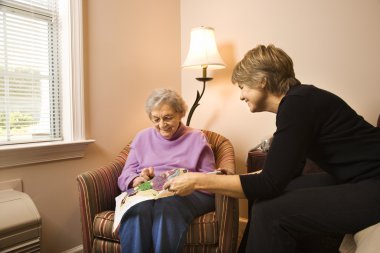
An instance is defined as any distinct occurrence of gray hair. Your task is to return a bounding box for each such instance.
[145,88,188,118]
[232,44,300,95]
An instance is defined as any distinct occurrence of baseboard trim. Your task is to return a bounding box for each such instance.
[62,245,83,253]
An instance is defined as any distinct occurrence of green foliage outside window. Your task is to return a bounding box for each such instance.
[0,111,34,135]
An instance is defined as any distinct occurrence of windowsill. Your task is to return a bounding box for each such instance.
[0,139,95,168]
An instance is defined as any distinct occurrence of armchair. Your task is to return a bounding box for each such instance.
[77,130,239,253]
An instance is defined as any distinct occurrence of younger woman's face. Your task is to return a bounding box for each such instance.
[238,83,269,113]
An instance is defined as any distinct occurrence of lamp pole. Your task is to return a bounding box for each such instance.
[186,66,212,126]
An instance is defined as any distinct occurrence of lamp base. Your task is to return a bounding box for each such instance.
[196,77,213,82]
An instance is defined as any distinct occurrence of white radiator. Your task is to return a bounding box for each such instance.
[0,190,41,253]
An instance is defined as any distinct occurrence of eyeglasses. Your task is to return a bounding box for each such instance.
[150,115,176,125]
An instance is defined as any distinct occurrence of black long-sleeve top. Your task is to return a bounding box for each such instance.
[240,84,380,201]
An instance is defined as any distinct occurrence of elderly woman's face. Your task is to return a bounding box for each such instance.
[150,103,182,139]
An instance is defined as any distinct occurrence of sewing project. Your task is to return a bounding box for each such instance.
[113,168,187,231]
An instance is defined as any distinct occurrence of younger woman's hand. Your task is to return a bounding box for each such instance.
[163,172,198,196]
[216,167,229,175]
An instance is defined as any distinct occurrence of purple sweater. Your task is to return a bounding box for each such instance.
[118,124,216,191]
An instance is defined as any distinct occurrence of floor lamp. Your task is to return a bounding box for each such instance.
[182,26,225,126]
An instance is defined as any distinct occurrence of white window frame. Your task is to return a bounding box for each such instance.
[0,0,94,168]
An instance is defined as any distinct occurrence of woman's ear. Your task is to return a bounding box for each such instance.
[260,77,267,89]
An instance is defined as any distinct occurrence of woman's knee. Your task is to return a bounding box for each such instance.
[154,197,196,223]
[251,198,286,222]
[154,197,182,216]
[124,200,154,217]
[285,173,336,191]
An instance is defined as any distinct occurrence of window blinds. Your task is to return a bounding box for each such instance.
[0,0,61,145]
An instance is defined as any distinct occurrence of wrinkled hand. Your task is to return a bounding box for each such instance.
[163,172,198,196]
[131,167,154,188]
[131,176,146,188]
[216,167,229,174]
[140,167,154,180]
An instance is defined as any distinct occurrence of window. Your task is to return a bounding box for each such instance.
[1,0,61,144]
[0,0,93,168]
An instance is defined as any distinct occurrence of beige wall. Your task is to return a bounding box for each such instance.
[0,1,180,252]
[1,1,380,251]
[181,0,380,217]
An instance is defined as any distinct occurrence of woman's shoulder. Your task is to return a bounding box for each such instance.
[280,84,355,125]
[181,126,208,142]
[183,126,204,135]
[132,127,155,142]
[288,84,340,99]
[287,84,323,95]
[284,84,345,108]
[136,127,155,135]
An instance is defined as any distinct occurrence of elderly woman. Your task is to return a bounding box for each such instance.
[164,45,380,253]
[117,88,215,253]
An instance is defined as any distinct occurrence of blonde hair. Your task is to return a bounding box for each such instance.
[232,44,300,95]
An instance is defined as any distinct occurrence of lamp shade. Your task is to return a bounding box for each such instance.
[183,27,225,69]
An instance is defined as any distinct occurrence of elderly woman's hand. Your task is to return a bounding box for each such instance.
[131,176,146,188]
[140,167,154,180]
[131,167,155,188]
[163,172,198,196]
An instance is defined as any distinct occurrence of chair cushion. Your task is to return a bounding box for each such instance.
[93,211,120,242]
[354,222,380,253]
[339,222,380,253]
[93,238,121,253]
[339,234,356,253]
[93,210,218,246]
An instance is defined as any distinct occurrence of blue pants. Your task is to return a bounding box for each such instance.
[119,191,214,253]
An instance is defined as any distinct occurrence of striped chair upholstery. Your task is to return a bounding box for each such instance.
[77,130,239,253]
